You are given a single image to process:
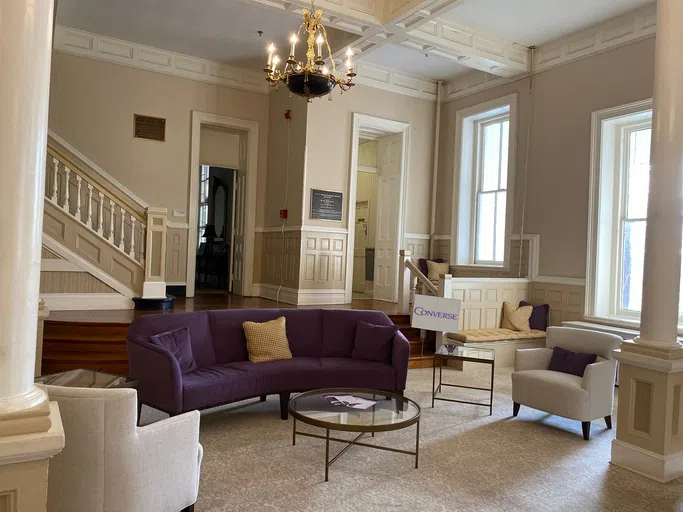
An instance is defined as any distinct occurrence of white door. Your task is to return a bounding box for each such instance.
[352,202,369,293]
[232,136,247,295]
[373,134,402,302]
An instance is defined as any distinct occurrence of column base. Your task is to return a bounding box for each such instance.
[0,402,64,511]
[611,439,683,483]
[0,387,50,437]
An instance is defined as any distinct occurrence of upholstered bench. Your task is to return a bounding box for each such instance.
[445,329,547,369]
[449,328,546,343]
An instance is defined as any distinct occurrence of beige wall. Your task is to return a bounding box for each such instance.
[264,89,308,228]
[305,84,436,234]
[437,38,655,278]
[199,126,240,168]
[48,53,270,230]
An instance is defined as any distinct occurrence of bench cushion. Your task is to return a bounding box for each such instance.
[448,328,546,343]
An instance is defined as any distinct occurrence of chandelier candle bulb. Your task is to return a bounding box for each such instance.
[272,55,280,73]
[316,33,324,57]
[267,43,275,66]
[289,34,298,56]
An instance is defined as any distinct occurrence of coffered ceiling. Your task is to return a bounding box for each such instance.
[56,0,656,83]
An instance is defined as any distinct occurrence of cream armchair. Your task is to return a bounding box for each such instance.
[511,326,621,440]
[42,385,203,512]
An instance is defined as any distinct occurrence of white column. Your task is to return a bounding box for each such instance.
[636,0,683,349]
[0,0,53,418]
[398,250,412,315]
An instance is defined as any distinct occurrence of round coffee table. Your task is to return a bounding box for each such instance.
[289,388,421,481]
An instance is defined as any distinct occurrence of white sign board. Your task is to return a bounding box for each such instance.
[410,294,461,333]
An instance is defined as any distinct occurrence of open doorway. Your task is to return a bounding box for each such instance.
[346,114,410,303]
[187,113,258,299]
[196,165,237,292]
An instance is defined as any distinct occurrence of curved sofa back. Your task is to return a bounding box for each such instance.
[127,308,394,367]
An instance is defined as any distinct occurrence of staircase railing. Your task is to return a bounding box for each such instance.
[398,250,439,314]
[45,142,146,267]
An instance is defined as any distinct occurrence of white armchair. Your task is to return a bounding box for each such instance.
[511,326,621,440]
[42,385,203,512]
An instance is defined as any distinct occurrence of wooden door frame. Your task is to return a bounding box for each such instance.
[187,111,259,298]
[345,114,410,304]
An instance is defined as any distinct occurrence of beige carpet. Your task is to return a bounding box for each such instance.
[144,367,683,511]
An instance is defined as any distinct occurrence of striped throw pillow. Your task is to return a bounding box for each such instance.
[242,317,293,363]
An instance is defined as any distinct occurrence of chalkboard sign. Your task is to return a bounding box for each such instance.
[310,189,343,221]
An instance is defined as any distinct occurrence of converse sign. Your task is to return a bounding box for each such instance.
[410,294,461,333]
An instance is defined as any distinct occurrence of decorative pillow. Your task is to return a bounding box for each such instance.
[548,346,598,377]
[418,258,444,277]
[351,321,398,363]
[519,301,550,331]
[501,301,533,331]
[149,327,197,374]
[427,260,450,281]
[242,317,293,363]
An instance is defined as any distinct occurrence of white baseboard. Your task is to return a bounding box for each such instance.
[611,439,683,483]
[40,293,134,311]
[297,289,346,306]
[254,284,347,306]
[256,284,299,305]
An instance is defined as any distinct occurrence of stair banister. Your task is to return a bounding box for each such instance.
[398,250,413,314]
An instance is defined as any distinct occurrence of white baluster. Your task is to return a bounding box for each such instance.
[51,157,59,203]
[97,192,104,235]
[62,166,71,212]
[108,200,115,243]
[86,184,93,228]
[129,217,136,258]
[140,226,146,267]
[119,208,126,251]
[75,174,82,220]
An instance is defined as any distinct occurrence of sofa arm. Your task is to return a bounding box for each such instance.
[514,348,553,372]
[127,339,183,414]
[133,410,202,511]
[391,330,411,391]
[582,359,617,419]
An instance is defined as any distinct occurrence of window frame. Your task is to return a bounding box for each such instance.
[586,99,655,327]
[452,93,518,270]
[472,114,510,266]
[198,165,210,249]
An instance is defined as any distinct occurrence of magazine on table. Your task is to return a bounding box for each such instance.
[324,394,377,410]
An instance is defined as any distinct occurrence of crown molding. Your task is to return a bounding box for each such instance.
[443,4,657,103]
[53,26,270,95]
[355,61,438,101]
[533,3,656,74]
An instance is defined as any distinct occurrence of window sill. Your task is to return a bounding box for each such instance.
[578,315,683,338]
[454,264,507,272]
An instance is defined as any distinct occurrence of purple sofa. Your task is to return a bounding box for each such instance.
[126,308,410,419]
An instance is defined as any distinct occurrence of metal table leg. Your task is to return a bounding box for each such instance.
[324,428,330,482]
[415,420,420,469]
[489,360,495,416]
[292,417,296,445]
[432,356,437,408]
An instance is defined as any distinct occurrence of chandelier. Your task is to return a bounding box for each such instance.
[264,2,356,101]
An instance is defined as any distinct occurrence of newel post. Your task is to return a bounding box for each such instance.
[398,250,412,314]
[438,273,453,298]
[142,207,168,299]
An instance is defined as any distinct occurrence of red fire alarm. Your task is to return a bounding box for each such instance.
[280,209,288,219]
[284,109,292,120]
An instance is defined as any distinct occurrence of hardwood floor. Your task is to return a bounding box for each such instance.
[42,293,434,374]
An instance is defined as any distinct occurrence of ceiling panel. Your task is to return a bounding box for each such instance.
[439,0,654,46]
[56,0,355,71]
[360,43,470,81]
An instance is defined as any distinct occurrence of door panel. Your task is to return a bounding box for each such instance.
[373,133,402,302]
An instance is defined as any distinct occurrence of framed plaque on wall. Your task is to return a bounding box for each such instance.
[310,189,343,221]
[134,114,166,142]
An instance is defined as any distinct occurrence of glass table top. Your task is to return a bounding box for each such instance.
[35,369,136,388]
[290,388,421,432]
[435,343,495,361]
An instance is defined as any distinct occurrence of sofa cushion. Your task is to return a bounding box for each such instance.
[427,260,450,281]
[225,358,323,393]
[501,301,533,331]
[448,328,546,343]
[351,321,398,363]
[128,311,216,367]
[182,366,257,411]
[208,309,323,363]
[149,327,197,374]
[243,317,293,363]
[549,346,597,377]
[321,309,395,358]
[519,301,550,331]
[320,358,397,390]
[418,258,444,276]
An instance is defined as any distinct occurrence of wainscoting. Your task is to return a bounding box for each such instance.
[259,230,301,289]
[530,279,585,326]
[404,233,429,263]
[165,224,188,285]
[300,229,346,292]
[447,278,531,330]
